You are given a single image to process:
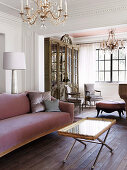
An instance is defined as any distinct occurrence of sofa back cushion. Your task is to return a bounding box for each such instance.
[44,99,61,112]
[0,93,30,120]
[28,91,51,113]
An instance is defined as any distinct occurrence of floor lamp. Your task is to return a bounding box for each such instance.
[3,52,26,94]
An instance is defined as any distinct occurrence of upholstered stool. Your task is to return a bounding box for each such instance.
[96,101,125,118]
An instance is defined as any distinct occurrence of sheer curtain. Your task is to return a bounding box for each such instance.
[78,43,99,94]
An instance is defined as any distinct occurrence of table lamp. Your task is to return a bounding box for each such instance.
[3,52,26,94]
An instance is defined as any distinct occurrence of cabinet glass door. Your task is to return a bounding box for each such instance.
[73,49,78,91]
[51,43,58,98]
[59,45,66,99]
[67,47,72,84]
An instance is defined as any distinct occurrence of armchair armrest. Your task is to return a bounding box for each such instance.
[67,92,80,95]
[95,90,101,92]
[59,101,74,122]
[95,90,101,96]
[85,90,90,96]
[67,92,80,98]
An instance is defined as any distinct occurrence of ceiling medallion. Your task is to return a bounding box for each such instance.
[100,29,124,52]
[20,0,68,28]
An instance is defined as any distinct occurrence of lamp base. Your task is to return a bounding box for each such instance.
[11,70,18,94]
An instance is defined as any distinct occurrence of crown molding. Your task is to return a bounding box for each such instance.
[69,5,127,18]
[0,2,20,12]
[0,11,21,24]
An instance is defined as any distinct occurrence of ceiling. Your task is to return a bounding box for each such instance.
[0,0,127,37]
[70,25,127,38]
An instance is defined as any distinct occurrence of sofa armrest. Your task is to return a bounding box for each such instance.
[51,96,74,122]
[59,101,74,122]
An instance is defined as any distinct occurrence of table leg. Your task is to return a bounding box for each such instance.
[91,128,111,170]
[97,138,113,152]
[63,139,76,163]
[76,138,86,148]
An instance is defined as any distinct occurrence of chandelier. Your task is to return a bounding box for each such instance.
[100,30,124,52]
[20,0,68,27]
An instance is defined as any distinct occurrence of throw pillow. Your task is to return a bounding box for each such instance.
[28,91,51,113]
[44,99,61,112]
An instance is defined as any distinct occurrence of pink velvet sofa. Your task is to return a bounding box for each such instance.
[0,93,74,157]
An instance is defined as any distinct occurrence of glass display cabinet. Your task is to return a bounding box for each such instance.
[44,37,79,100]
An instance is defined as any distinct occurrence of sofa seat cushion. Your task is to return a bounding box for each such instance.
[0,112,72,153]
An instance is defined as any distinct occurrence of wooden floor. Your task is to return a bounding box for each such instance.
[0,107,127,170]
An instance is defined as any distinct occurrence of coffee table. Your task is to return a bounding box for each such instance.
[58,117,116,170]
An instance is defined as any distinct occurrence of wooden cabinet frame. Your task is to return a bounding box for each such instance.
[44,38,79,100]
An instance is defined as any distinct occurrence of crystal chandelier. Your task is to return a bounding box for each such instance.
[100,30,124,52]
[20,0,68,26]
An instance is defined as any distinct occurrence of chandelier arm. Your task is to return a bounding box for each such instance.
[45,10,63,20]
[20,12,38,25]
[20,14,30,23]
[59,15,67,23]
[21,9,40,21]
[29,16,38,25]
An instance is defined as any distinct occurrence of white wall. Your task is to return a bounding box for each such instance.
[38,35,44,91]
[22,26,44,92]
[0,11,22,93]
[95,83,121,101]
[0,12,45,93]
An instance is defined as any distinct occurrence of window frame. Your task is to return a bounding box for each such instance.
[96,48,126,83]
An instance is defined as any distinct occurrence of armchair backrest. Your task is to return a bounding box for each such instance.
[65,85,72,99]
[84,84,95,96]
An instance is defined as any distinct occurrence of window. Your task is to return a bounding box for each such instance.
[96,48,127,82]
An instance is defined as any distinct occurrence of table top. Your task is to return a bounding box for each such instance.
[58,117,116,140]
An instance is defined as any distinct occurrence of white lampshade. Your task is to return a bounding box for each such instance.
[3,52,26,70]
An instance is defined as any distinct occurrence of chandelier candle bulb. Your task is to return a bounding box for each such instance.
[21,0,23,12]
[65,0,67,14]
[60,0,62,9]
[26,0,28,6]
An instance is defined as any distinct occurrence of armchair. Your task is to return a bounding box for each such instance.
[84,84,103,107]
[65,85,84,111]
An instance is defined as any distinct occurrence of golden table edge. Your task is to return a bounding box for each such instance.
[58,117,116,140]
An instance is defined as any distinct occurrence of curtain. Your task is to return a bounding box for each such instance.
[78,43,99,94]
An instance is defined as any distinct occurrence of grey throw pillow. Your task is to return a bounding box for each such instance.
[44,100,61,112]
[28,91,51,113]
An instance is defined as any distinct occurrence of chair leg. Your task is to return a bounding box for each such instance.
[79,103,81,113]
[118,111,122,118]
[122,110,124,115]
[85,100,87,107]
[82,103,84,111]
[97,109,100,117]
